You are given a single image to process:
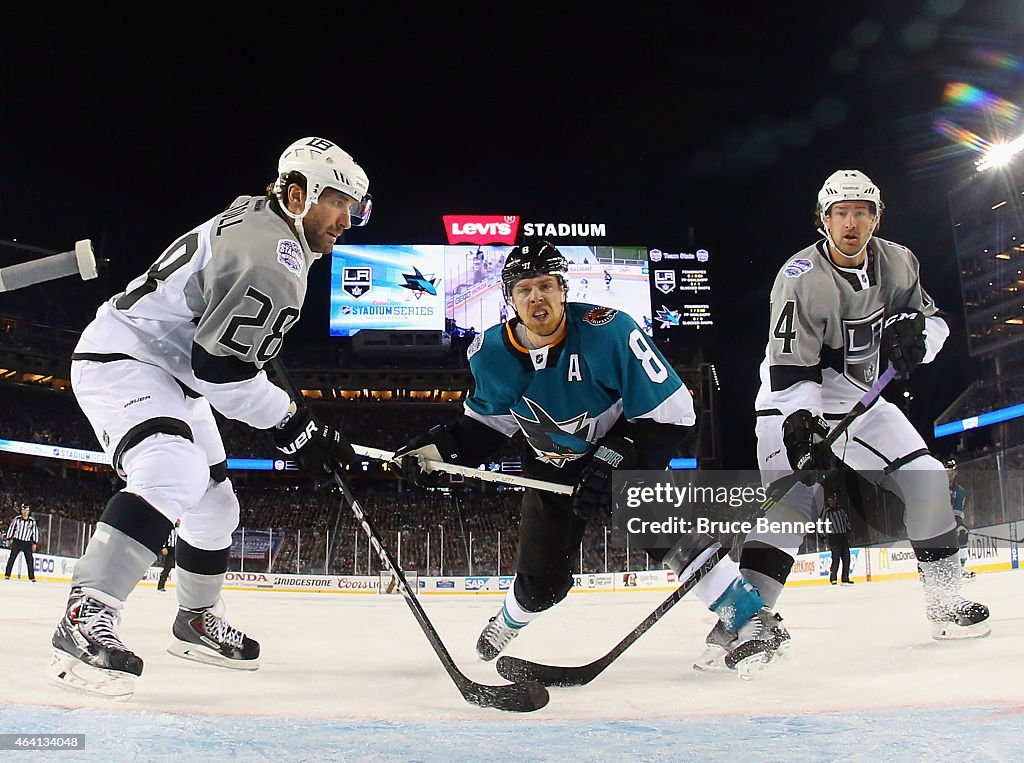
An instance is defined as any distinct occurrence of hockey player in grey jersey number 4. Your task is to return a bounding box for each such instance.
[49,138,370,699]
[687,169,990,678]
[393,242,699,662]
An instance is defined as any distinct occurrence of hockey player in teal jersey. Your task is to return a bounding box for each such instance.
[394,242,697,661]
[946,460,975,579]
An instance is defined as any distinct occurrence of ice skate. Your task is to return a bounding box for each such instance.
[920,555,990,640]
[692,620,737,673]
[47,587,142,700]
[167,599,260,669]
[476,607,525,662]
[724,608,791,679]
[961,567,977,581]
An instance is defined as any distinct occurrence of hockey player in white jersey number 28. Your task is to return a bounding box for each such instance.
[49,138,370,699]
[681,169,990,678]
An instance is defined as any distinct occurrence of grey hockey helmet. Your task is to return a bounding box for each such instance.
[817,169,882,218]
[944,458,957,471]
[274,137,372,226]
[501,242,569,301]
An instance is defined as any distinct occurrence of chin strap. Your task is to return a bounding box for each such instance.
[274,191,322,261]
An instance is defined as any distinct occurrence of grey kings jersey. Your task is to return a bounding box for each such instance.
[74,196,311,429]
[754,237,949,418]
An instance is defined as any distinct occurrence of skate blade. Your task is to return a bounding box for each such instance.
[692,645,732,673]
[46,649,136,700]
[931,621,991,640]
[167,639,260,670]
[734,653,776,681]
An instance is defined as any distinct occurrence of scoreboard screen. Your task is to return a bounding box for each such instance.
[647,247,715,338]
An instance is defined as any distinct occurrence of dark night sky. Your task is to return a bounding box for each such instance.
[2,2,1022,467]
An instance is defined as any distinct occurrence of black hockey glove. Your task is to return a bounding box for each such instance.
[272,406,356,476]
[781,409,834,486]
[955,517,969,547]
[571,436,640,522]
[392,425,459,488]
[881,310,926,381]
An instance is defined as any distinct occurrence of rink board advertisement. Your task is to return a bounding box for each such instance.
[6,519,1018,590]
[329,245,446,336]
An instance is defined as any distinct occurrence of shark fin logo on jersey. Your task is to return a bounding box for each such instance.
[583,307,618,326]
[783,258,814,278]
[510,397,595,466]
[400,267,439,299]
[343,266,372,298]
[656,305,681,328]
[466,332,483,360]
[276,240,304,277]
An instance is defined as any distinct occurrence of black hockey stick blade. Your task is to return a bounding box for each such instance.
[496,546,729,687]
[457,675,550,712]
[269,358,548,713]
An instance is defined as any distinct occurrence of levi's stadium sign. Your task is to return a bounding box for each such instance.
[443,215,608,245]
[444,215,520,245]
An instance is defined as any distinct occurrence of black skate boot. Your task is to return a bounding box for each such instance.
[920,555,990,640]
[724,608,791,679]
[48,587,143,700]
[476,606,526,661]
[167,599,260,669]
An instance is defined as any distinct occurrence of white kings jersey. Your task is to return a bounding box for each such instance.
[73,196,311,430]
[754,237,949,418]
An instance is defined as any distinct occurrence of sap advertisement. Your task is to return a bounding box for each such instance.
[329,245,446,336]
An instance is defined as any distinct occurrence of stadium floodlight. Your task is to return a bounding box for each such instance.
[976,132,1024,172]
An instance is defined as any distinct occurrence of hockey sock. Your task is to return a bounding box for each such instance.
[959,547,969,567]
[501,585,543,629]
[707,577,765,633]
[174,539,230,610]
[72,491,173,601]
[739,543,794,609]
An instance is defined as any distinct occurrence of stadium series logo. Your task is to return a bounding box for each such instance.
[343,266,372,298]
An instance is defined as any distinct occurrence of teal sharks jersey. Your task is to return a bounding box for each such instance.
[463,303,695,475]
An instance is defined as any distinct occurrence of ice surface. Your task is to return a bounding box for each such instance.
[1,571,1021,761]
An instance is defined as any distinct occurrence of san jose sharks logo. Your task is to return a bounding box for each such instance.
[511,397,596,466]
[655,305,681,328]
[401,267,439,299]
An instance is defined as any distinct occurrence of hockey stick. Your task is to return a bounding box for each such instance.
[0,240,97,292]
[495,367,898,689]
[270,358,548,713]
[352,443,572,495]
[496,546,729,687]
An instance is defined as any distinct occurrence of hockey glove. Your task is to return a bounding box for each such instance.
[571,436,640,522]
[781,409,834,486]
[881,310,926,380]
[956,517,969,547]
[272,406,356,476]
[392,425,459,488]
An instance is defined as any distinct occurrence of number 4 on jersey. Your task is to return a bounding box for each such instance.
[773,300,797,354]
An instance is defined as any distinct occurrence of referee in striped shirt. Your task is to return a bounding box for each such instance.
[822,494,853,586]
[5,504,39,582]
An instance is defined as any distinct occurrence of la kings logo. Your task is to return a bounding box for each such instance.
[343,266,372,298]
[843,308,884,389]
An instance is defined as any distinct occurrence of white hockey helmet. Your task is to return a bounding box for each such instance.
[817,169,882,218]
[274,137,372,226]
